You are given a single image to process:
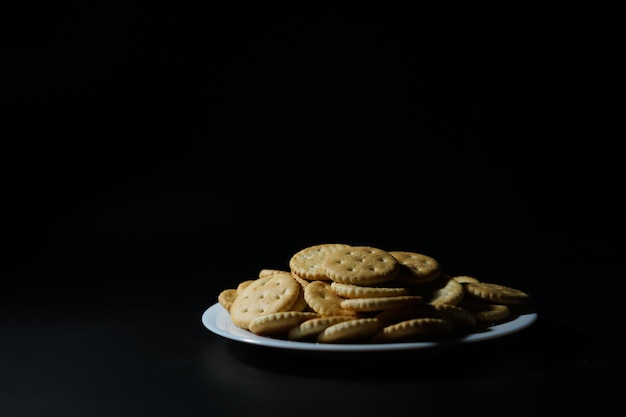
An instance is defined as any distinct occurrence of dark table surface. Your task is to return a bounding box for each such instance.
[2,3,622,416]
[2,171,623,417]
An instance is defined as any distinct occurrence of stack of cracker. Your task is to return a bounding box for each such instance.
[217,243,532,344]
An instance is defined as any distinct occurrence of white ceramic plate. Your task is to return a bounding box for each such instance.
[202,303,538,352]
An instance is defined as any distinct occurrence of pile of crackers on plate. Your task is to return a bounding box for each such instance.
[217,243,532,344]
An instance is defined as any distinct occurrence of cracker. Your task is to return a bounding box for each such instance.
[256,271,309,312]
[229,274,301,330]
[340,295,424,312]
[413,274,465,306]
[425,304,476,333]
[290,273,310,312]
[374,306,433,324]
[330,282,411,299]
[217,288,238,312]
[452,275,480,284]
[248,311,320,336]
[459,299,510,323]
[463,282,531,305]
[258,269,290,278]
[303,281,358,317]
[372,318,454,343]
[236,280,256,293]
[291,274,311,288]
[322,245,400,286]
[389,251,442,285]
[287,316,356,341]
[316,318,385,343]
[374,304,475,332]
[289,243,351,281]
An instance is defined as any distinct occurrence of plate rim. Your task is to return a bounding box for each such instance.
[202,303,538,352]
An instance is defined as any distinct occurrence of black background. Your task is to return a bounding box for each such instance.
[3,3,620,292]
[1,3,623,416]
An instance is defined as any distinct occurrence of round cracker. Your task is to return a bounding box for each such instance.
[452,275,480,284]
[229,274,301,330]
[459,299,511,323]
[322,245,400,286]
[303,281,358,317]
[374,305,432,324]
[372,317,454,343]
[289,243,351,281]
[316,318,385,343]
[236,279,256,293]
[426,303,477,333]
[330,282,411,298]
[217,288,238,312]
[340,295,424,312]
[248,311,320,336]
[258,269,290,278]
[389,251,442,285]
[463,282,531,305]
[412,275,465,306]
[290,273,310,312]
[287,316,356,341]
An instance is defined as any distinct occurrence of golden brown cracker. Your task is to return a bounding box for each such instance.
[464,282,531,305]
[258,269,289,278]
[340,295,424,312]
[287,316,356,341]
[217,288,238,312]
[289,243,351,281]
[229,274,301,330]
[236,280,256,293]
[425,304,477,333]
[322,245,400,285]
[290,274,310,312]
[452,275,480,284]
[389,251,442,285]
[372,318,454,343]
[413,275,465,306]
[248,311,320,336]
[316,318,385,343]
[459,299,511,323]
[303,281,358,317]
[374,305,433,324]
[330,282,411,299]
